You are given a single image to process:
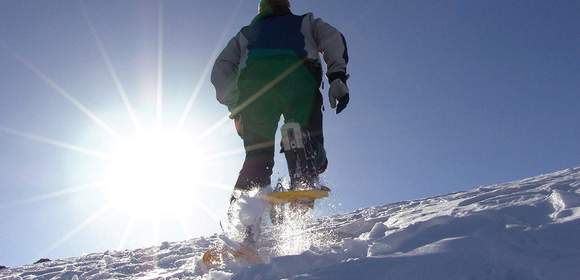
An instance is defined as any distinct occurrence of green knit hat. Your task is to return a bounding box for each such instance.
[259,0,291,15]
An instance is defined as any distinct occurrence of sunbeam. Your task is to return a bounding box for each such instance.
[196,114,231,140]
[177,217,193,239]
[1,44,120,139]
[40,205,109,256]
[203,139,277,163]
[230,61,304,117]
[197,60,304,141]
[79,0,141,132]
[177,0,245,129]
[152,214,161,247]
[0,125,110,160]
[155,0,165,127]
[177,54,218,129]
[197,180,234,192]
[191,198,220,223]
[203,147,246,161]
[117,217,135,250]
[0,182,103,209]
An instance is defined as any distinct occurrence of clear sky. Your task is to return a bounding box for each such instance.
[1,0,579,267]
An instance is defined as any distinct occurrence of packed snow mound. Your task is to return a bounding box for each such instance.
[2,167,580,280]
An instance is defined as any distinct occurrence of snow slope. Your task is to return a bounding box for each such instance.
[2,167,580,280]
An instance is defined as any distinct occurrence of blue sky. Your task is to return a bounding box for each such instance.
[1,0,579,266]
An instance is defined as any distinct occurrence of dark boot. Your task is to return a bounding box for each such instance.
[281,122,326,190]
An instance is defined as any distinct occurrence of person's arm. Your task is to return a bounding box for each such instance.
[310,15,350,113]
[211,33,243,113]
[311,16,349,83]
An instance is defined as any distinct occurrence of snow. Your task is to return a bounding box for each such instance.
[2,167,580,279]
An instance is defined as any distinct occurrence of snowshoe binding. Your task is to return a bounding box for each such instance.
[264,122,330,205]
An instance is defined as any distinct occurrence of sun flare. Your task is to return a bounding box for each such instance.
[0,1,250,256]
[104,129,206,217]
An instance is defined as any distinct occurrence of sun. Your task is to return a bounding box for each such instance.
[0,1,251,256]
[104,129,207,217]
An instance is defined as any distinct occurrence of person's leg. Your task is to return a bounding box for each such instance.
[234,120,278,191]
[234,95,281,191]
[305,90,327,174]
[282,86,328,188]
[229,81,282,245]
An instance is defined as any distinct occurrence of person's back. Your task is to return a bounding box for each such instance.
[210,0,350,245]
[243,13,309,71]
[238,12,321,129]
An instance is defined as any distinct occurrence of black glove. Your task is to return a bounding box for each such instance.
[329,79,350,114]
[336,94,349,114]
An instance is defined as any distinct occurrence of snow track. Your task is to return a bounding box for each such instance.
[2,167,580,279]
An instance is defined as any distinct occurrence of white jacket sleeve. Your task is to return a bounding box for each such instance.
[311,16,349,82]
[211,33,242,111]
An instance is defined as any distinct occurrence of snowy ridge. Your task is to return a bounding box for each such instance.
[2,167,580,279]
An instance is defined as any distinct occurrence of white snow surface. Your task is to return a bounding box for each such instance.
[2,167,580,279]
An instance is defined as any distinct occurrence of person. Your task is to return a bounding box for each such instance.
[210,0,350,244]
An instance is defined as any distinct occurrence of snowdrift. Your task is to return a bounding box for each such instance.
[2,167,580,280]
